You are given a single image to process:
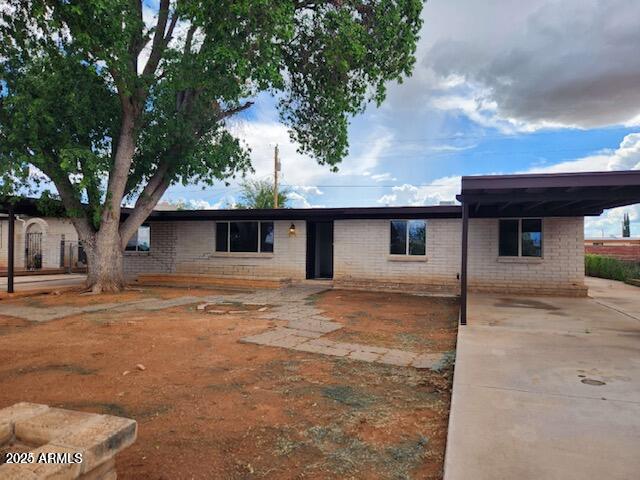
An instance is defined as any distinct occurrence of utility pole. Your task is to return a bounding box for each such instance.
[273,144,280,208]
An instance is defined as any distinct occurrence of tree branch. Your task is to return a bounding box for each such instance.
[37,160,96,242]
[142,0,171,77]
[118,160,172,248]
[217,101,255,120]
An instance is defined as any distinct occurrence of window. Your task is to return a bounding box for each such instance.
[216,221,274,253]
[389,220,426,256]
[125,225,151,252]
[499,219,542,257]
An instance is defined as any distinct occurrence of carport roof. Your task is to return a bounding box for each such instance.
[456,170,640,218]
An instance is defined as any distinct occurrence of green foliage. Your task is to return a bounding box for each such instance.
[0,0,424,237]
[236,179,289,209]
[585,254,640,282]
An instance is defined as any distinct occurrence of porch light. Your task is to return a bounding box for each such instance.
[289,223,296,236]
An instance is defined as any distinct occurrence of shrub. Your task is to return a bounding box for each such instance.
[585,254,640,282]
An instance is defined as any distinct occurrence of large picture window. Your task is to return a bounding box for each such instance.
[125,225,150,252]
[390,220,426,256]
[216,221,274,253]
[499,218,542,257]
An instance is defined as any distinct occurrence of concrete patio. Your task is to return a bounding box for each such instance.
[444,277,640,480]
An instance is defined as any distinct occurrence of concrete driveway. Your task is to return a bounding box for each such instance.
[444,278,640,480]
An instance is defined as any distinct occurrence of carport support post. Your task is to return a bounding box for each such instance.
[460,201,469,325]
[7,206,15,294]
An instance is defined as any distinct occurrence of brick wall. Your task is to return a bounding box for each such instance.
[333,217,585,295]
[123,222,177,277]
[129,220,307,279]
[585,245,640,262]
[333,219,461,292]
[468,217,586,295]
[123,216,586,295]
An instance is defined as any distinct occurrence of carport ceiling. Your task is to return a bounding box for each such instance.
[457,170,640,218]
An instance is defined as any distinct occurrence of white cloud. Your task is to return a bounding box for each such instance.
[370,173,397,182]
[287,191,312,208]
[383,0,640,132]
[292,185,324,196]
[377,194,397,205]
[376,177,462,206]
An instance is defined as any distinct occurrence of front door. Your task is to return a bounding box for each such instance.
[306,221,334,279]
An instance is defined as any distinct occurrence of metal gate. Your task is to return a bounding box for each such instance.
[25,232,43,270]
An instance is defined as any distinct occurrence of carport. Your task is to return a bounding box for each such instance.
[457,170,640,325]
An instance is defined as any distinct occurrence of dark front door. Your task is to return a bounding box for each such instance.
[306,221,334,279]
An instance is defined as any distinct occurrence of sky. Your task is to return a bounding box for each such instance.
[130,1,640,238]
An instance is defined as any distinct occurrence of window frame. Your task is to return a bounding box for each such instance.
[389,219,427,256]
[125,224,151,253]
[498,218,543,258]
[215,221,274,254]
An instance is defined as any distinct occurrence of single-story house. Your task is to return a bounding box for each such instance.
[3,170,640,321]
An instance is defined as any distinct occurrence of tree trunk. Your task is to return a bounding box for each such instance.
[84,225,126,294]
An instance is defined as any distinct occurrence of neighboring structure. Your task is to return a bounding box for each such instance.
[585,237,640,262]
[0,214,80,271]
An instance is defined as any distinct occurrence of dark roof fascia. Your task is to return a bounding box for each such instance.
[145,205,462,222]
[461,170,640,193]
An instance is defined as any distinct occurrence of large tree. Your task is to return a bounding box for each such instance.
[0,0,423,292]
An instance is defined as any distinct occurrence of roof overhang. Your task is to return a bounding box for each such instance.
[456,170,640,218]
[144,205,462,221]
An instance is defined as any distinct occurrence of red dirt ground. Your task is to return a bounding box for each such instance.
[0,287,458,479]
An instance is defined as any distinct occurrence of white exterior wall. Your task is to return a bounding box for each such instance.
[332,217,585,295]
[123,216,586,295]
[333,219,461,291]
[0,216,78,270]
[124,220,307,279]
[123,221,177,277]
[468,217,585,294]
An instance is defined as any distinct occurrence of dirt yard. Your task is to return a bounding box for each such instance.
[0,286,458,479]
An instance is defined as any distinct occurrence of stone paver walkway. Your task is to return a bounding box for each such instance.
[232,286,444,369]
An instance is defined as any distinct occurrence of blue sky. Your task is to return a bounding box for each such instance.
[160,0,640,238]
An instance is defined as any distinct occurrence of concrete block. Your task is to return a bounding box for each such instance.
[52,415,137,473]
[15,408,97,446]
[0,464,39,480]
[77,458,116,480]
[0,402,50,427]
[0,421,13,444]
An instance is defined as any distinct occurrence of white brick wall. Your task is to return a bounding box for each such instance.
[123,216,586,294]
[468,217,585,294]
[131,220,308,279]
[123,222,177,277]
[333,219,461,289]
